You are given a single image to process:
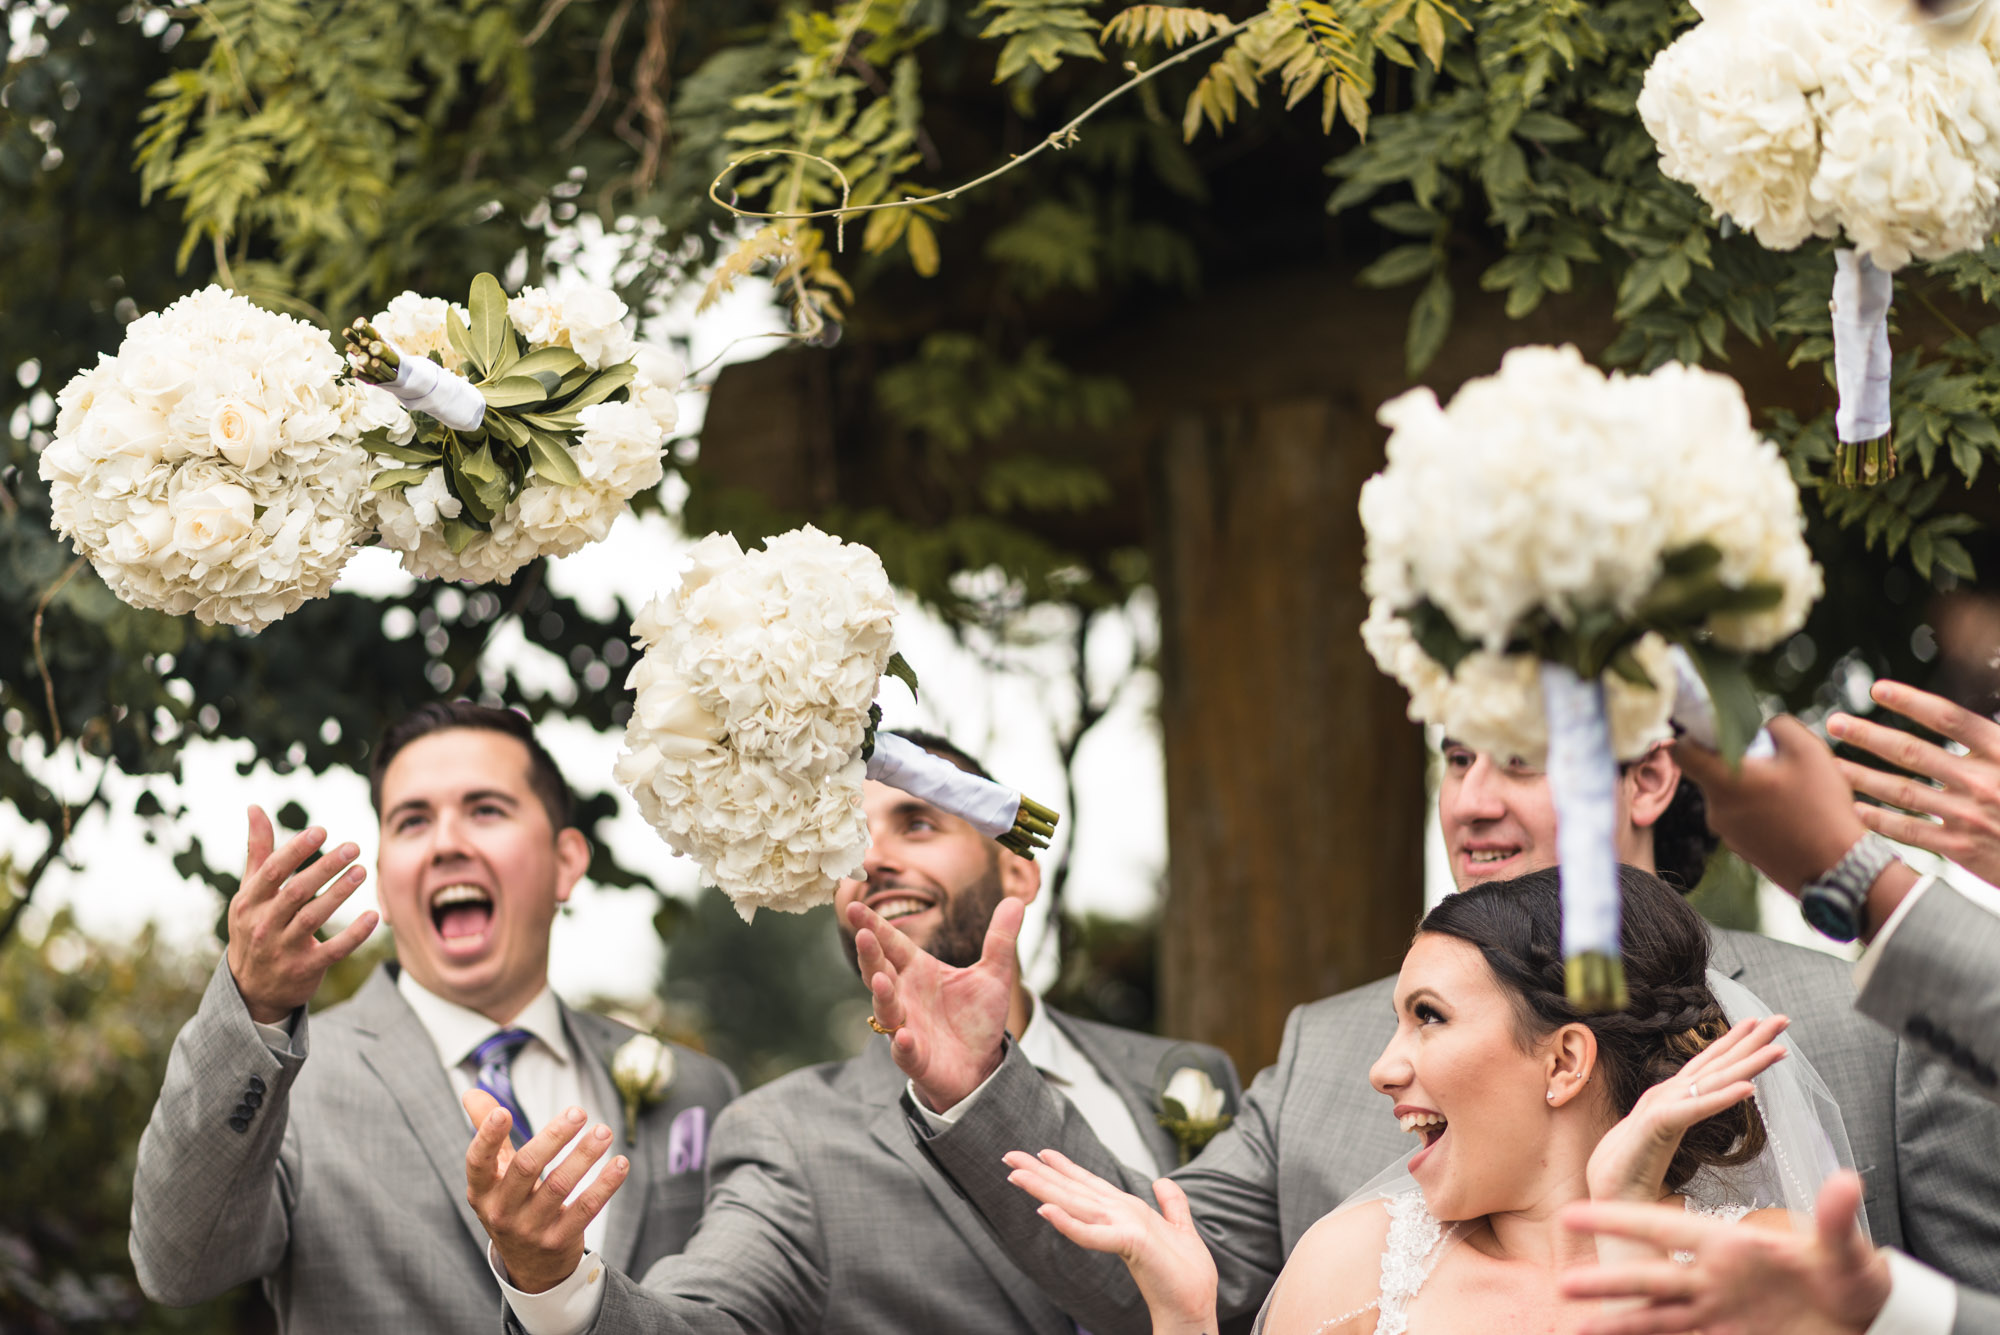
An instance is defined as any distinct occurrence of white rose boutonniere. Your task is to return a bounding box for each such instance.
[611,1035,676,1143]
[1157,1063,1232,1166]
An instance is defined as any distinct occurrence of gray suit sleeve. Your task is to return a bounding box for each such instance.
[1956,1283,2000,1335]
[1891,1035,2000,1294]
[1859,882,2000,1104]
[130,957,304,1306]
[918,1009,1301,1335]
[575,1096,828,1335]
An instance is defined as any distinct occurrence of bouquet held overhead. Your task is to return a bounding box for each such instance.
[41,279,1059,918]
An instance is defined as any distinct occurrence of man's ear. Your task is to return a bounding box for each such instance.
[1625,744,1680,830]
[998,845,1042,908]
[554,827,591,904]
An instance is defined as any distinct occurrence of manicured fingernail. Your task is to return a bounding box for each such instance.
[567,1107,585,1123]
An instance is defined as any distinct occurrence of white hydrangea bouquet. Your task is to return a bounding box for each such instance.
[615,526,1059,921]
[1638,0,2000,485]
[1360,346,1822,1008]
[347,274,682,584]
[40,286,392,629]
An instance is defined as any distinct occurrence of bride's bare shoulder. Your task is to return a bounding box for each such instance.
[1259,1199,1396,1335]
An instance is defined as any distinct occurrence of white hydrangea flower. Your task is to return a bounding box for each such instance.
[40,286,376,629]
[1640,0,2000,269]
[1358,346,1818,764]
[367,292,472,373]
[508,279,638,370]
[615,527,900,920]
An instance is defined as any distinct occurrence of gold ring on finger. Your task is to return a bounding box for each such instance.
[868,1014,900,1036]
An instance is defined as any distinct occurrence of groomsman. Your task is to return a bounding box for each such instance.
[850,733,2000,1335]
[468,731,1240,1335]
[130,702,736,1333]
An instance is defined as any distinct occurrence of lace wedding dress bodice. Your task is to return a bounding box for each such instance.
[1308,1190,1753,1335]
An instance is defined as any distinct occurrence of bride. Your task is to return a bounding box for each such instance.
[1005,867,1852,1334]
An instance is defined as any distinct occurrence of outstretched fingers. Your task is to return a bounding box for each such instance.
[1815,1171,1870,1270]
[846,901,923,972]
[1559,1199,1710,1258]
[1152,1177,1195,1231]
[464,1092,516,1189]
[978,896,1027,972]
[540,1124,615,1201]
[565,1151,630,1227]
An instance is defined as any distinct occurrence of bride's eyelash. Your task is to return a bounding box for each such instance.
[1414,1002,1445,1024]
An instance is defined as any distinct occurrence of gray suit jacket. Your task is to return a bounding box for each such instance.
[1859,879,2000,1102]
[915,926,2000,1335]
[542,1007,1239,1335]
[131,960,738,1333]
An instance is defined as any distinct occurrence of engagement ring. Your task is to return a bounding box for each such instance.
[868,1014,900,1036]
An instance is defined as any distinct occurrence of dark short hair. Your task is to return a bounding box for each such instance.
[883,728,993,781]
[1419,865,1765,1192]
[368,701,575,832]
[1651,777,1719,893]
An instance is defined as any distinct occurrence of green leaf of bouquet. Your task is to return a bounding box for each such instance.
[521,411,581,432]
[1406,599,1475,674]
[441,517,483,554]
[562,363,636,409]
[481,376,554,409]
[511,347,587,381]
[525,431,583,487]
[446,310,483,379]
[1659,542,1723,578]
[885,651,921,701]
[450,442,510,524]
[365,437,443,465]
[488,328,522,379]
[486,412,532,448]
[556,365,594,397]
[1605,642,1656,690]
[368,466,431,491]
[1683,640,1759,768]
[1160,1097,1189,1122]
[470,273,511,371]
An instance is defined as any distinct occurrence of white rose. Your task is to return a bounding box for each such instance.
[170,482,257,555]
[121,349,199,409]
[1161,1067,1226,1122]
[79,394,171,466]
[212,398,277,471]
[105,506,176,568]
[610,1034,676,1101]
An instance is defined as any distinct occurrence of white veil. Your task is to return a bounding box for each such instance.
[1330,968,1867,1236]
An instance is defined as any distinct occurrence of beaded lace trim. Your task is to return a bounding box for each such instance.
[1674,1196,1752,1263]
[1310,1189,1461,1335]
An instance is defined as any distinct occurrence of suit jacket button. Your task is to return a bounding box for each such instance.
[248,1075,267,1095]
[243,1090,263,1109]
[233,1102,254,1120]
[228,1115,250,1134]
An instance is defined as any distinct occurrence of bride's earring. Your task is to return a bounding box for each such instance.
[1546,1090,1557,1102]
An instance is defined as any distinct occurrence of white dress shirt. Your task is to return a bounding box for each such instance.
[1868,1248,1959,1335]
[504,992,1167,1335]
[255,972,612,1255]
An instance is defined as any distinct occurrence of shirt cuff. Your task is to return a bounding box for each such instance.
[252,1012,300,1056]
[489,1242,607,1335]
[907,1043,1013,1133]
[1853,874,1938,992]
[1865,1249,1959,1335]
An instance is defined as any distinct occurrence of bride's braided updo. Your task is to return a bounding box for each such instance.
[1421,865,1766,1191]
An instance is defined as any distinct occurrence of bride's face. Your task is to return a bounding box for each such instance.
[1369,933,1565,1221]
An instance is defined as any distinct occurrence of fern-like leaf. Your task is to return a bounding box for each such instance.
[1102,5,1232,47]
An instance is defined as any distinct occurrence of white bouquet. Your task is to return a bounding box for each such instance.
[1360,346,1823,1006]
[1638,0,2000,484]
[40,286,381,629]
[349,275,682,584]
[615,527,1057,921]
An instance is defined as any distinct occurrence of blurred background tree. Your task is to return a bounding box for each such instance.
[6,0,2000,1321]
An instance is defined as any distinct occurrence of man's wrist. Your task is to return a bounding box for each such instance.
[1859,862,1921,945]
[497,1245,583,1296]
[915,1049,1005,1114]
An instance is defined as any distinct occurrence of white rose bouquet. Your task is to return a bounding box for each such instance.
[40,286,381,629]
[1360,346,1822,1008]
[1638,0,2000,485]
[347,274,682,584]
[615,527,1058,922]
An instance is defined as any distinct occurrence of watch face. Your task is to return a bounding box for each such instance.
[1801,888,1860,943]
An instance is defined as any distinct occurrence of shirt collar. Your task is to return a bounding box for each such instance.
[1013,992,1072,1087]
[395,969,571,1070]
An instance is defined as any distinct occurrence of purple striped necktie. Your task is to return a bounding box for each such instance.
[472,1028,535,1149]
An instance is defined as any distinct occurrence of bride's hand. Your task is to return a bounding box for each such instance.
[1585,1015,1790,1204]
[1005,1149,1219,1335]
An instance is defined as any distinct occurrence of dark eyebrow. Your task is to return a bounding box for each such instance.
[891,798,948,824]
[1397,986,1444,1015]
[465,790,519,808]
[384,798,432,825]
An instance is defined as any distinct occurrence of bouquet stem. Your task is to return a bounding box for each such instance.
[1565,951,1629,1013]
[1831,436,1897,488]
[997,795,1061,858]
[1830,249,1895,489]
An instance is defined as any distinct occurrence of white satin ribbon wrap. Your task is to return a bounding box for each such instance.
[1665,644,1777,760]
[1831,248,1894,444]
[374,354,487,432]
[1540,664,1622,962]
[864,732,1022,839]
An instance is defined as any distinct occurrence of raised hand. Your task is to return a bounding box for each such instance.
[847,895,1023,1111]
[1672,719,1867,894]
[1584,1016,1789,1205]
[226,805,378,1024]
[1005,1148,1218,1335]
[462,1089,629,1294]
[1830,679,2000,886]
[1559,1172,1889,1335]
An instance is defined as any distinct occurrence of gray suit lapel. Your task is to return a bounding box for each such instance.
[347,968,494,1260]
[855,1042,1064,1334]
[1047,1008,1178,1174]
[562,1007,647,1275]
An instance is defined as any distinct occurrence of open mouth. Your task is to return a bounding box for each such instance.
[1459,846,1522,877]
[1399,1110,1448,1164]
[431,883,494,943]
[866,893,936,924]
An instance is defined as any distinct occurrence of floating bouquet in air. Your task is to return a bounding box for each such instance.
[40,286,392,629]
[347,274,682,584]
[1360,346,1823,1008]
[614,526,1059,921]
[1638,0,2000,485]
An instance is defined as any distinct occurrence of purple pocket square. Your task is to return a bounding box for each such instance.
[666,1106,708,1175]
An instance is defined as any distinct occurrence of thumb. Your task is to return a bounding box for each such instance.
[463,1087,502,1125]
[1815,1171,1869,1269]
[1153,1177,1194,1231]
[1670,734,1732,795]
[978,896,1028,975]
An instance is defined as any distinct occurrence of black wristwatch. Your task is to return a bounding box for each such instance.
[1799,832,1899,943]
